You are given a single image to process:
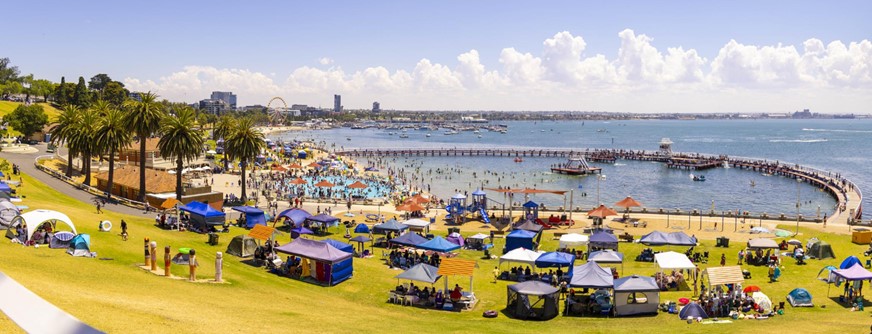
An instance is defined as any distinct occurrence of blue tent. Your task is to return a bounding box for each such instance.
[390,233,428,247]
[231,206,266,228]
[535,252,576,268]
[666,232,697,246]
[639,231,670,245]
[589,231,619,251]
[373,219,408,234]
[353,223,370,234]
[417,236,460,252]
[569,261,613,288]
[787,288,813,307]
[324,239,354,254]
[67,234,91,257]
[522,201,539,208]
[505,229,537,254]
[178,202,226,231]
[0,182,11,193]
[306,214,340,228]
[277,208,312,226]
[840,255,861,269]
[678,302,708,320]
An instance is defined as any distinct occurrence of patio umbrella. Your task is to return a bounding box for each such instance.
[308,162,322,168]
[615,196,643,209]
[314,180,335,188]
[290,177,307,185]
[743,285,761,293]
[587,204,619,218]
[288,163,302,169]
[158,198,180,211]
[271,164,287,171]
[348,181,368,189]
[407,194,429,204]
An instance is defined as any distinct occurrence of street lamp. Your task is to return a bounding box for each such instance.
[596,174,607,205]
[796,179,802,235]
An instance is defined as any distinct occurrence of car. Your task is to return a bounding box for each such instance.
[26,139,39,145]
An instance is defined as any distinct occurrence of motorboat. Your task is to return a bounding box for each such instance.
[690,174,706,182]
[399,133,409,138]
[426,133,431,137]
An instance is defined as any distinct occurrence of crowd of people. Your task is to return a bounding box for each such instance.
[388,248,441,269]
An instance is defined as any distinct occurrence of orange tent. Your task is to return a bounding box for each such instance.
[290,178,307,185]
[615,196,643,209]
[587,204,618,218]
[314,180,335,187]
[158,197,180,210]
[347,181,368,189]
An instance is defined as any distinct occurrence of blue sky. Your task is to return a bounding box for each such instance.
[6,1,872,112]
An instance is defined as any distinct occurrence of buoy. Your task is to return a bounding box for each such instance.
[100,220,112,232]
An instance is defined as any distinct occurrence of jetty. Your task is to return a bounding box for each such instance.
[336,146,864,226]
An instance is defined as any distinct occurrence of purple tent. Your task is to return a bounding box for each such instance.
[834,263,872,281]
[589,231,619,251]
[446,232,464,247]
[278,208,312,226]
[390,233,428,247]
[306,214,340,228]
[275,238,353,286]
[639,231,670,246]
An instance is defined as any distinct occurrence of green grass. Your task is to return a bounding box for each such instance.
[0,162,870,333]
[0,101,61,121]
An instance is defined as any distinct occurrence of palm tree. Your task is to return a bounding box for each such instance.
[158,106,205,200]
[213,115,236,170]
[224,117,265,203]
[94,100,132,200]
[123,92,165,201]
[49,105,81,178]
[69,106,99,186]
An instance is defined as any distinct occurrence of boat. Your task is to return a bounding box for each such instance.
[444,130,459,135]
[346,137,351,141]
[426,133,431,137]
[477,134,482,138]
[550,156,602,175]
[399,133,409,138]
[514,157,523,163]
[690,174,706,182]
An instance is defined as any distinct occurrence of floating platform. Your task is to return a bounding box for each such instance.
[551,156,602,175]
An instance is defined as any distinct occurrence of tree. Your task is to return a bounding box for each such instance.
[224,117,264,203]
[0,81,22,99]
[30,79,56,102]
[213,115,236,141]
[0,58,19,84]
[103,81,128,107]
[50,105,81,177]
[74,76,90,108]
[88,74,112,92]
[4,104,48,138]
[55,77,68,105]
[123,91,165,201]
[68,106,99,186]
[94,100,132,200]
[158,106,205,200]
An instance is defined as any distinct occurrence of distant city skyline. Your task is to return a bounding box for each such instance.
[5,1,872,113]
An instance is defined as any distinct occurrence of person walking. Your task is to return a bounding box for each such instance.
[492,266,500,283]
[120,220,128,241]
[96,202,103,214]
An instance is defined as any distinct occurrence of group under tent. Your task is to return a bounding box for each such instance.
[275,238,353,286]
[506,281,560,320]
[178,202,226,232]
[612,275,660,316]
[9,210,78,243]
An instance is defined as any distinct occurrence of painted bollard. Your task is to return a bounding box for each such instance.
[144,237,151,267]
[164,246,171,277]
[215,252,223,283]
[189,249,197,282]
[150,241,157,271]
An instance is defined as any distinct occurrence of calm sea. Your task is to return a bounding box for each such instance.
[271,119,872,220]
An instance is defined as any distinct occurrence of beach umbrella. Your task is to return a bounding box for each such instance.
[587,204,618,218]
[348,181,368,189]
[743,285,761,293]
[288,163,302,169]
[158,198,180,211]
[308,162,322,168]
[408,194,429,204]
[290,177,307,185]
[271,164,287,171]
[397,202,425,212]
[314,180,335,188]
[615,196,643,209]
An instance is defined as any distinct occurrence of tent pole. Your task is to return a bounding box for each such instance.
[568,190,573,224]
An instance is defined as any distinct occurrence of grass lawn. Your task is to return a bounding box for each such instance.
[1,163,871,333]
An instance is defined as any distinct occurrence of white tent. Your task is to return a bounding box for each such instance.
[0,200,20,228]
[558,233,589,249]
[11,210,77,242]
[468,233,489,240]
[402,219,431,228]
[499,247,545,267]
[654,251,695,270]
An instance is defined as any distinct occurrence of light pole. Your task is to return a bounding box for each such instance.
[596,174,606,205]
[796,179,801,235]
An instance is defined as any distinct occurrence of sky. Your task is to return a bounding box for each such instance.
[6,1,872,113]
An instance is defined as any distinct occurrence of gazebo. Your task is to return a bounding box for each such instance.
[506,281,560,320]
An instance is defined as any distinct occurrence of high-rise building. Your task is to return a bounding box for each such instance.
[372,101,380,112]
[198,99,228,114]
[333,94,341,113]
[211,91,237,110]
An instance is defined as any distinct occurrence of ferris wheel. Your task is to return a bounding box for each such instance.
[267,97,288,125]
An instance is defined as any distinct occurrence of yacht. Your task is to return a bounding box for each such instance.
[444,130,459,135]
[399,133,409,138]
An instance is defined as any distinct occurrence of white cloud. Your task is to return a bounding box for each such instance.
[124,30,872,113]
